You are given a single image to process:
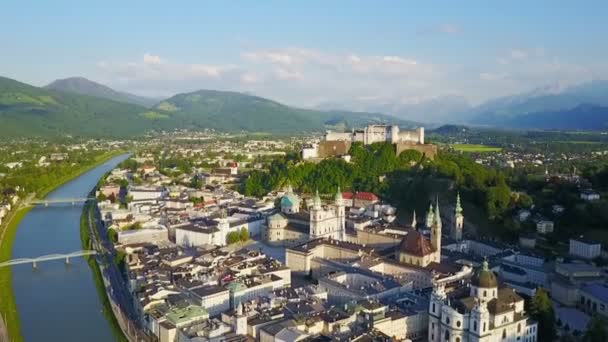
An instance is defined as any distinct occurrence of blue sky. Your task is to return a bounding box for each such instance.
[1,0,607,110]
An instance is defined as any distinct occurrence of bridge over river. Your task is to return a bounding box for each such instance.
[26,197,95,206]
[0,250,97,268]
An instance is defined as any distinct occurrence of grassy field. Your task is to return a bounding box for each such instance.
[0,150,126,342]
[452,144,503,153]
[0,208,31,341]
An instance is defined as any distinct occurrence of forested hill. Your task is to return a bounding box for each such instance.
[45,77,158,107]
[0,76,416,138]
[0,76,161,137]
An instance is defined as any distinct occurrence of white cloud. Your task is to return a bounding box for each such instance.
[438,24,461,34]
[143,53,162,65]
[95,46,605,113]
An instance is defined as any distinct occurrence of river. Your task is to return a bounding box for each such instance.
[10,153,130,342]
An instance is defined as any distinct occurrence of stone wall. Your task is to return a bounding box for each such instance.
[395,142,437,160]
[317,140,352,158]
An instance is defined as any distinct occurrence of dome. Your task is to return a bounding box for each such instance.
[471,260,498,288]
[281,193,300,207]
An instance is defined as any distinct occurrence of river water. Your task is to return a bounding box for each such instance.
[10,153,129,342]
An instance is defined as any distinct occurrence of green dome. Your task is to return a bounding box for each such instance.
[472,260,498,288]
[281,193,300,207]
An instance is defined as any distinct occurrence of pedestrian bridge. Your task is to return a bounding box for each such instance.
[0,250,97,268]
[26,197,95,206]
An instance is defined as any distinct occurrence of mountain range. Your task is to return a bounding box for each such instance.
[0,76,416,138]
[2,74,608,137]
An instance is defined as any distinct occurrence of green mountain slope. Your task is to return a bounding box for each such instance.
[0,76,415,137]
[45,77,158,107]
[0,76,167,137]
[155,89,417,133]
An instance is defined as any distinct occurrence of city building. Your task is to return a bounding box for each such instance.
[569,237,601,259]
[428,261,538,342]
[266,187,345,245]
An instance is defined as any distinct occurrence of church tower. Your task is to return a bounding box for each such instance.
[428,283,446,342]
[310,190,323,238]
[426,202,434,227]
[334,186,345,240]
[430,198,442,262]
[453,192,464,241]
[411,210,417,229]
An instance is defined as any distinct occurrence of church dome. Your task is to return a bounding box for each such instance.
[281,192,300,207]
[471,260,498,288]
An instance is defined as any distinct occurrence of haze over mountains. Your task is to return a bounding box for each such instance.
[1,74,608,137]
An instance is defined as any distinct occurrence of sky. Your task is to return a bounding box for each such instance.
[2,0,608,110]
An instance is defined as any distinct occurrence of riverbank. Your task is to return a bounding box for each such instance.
[80,198,128,342]
[0,150,127,342]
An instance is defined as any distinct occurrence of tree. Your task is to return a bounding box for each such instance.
[517,192,534,209]
[583,315,608,342]
[97,192,107,201]
[239,227,249,242]
[226,231,240,245]
[530,289,556,342]
[108,229,118,243]
[398,149,423,167]
[486,181,511,220]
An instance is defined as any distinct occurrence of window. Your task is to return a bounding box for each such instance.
[483,322,486,332]
[445,330,450,341]
[484,290,487,297]
[601,304,605,311]
[432,304,436,313]
[457,320,461,328]
[456,338,460,342]
[503,329,507,339]
[473,321,477,331]
[446,317,450,324]
[581,296,586,304]
[518,323,521,333]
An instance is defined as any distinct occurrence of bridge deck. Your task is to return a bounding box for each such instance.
[0,250,97,267]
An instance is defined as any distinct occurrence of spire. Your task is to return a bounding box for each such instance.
[285,183,293,194]
[411,210,417,228]
[434,196,441,225]
[455,192,463,215]
[334,185,342,202]
[426,202,434,227]
[313,189,322,209]
[482,258,489,271]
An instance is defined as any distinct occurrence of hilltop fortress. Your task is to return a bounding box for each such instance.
[303,124,437,160]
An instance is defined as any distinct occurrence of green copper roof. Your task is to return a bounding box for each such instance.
[165,305,208,325]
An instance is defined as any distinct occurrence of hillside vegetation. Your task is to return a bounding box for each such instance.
[0,76,415,137]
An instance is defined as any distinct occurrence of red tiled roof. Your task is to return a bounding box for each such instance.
[399,231,434,256]
[355,192,379,201]
[342,192,354,200]
[342,191,379,201]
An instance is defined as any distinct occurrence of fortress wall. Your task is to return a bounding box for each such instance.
[395,142,437,160]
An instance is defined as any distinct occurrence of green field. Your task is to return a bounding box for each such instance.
[452,144,503,152]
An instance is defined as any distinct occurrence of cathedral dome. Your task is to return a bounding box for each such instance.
[281,192,300,208]
[472,260,498,288]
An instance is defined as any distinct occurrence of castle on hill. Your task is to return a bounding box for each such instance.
[302,124,437,160]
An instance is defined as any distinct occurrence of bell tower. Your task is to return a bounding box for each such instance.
[453,192,464,241]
